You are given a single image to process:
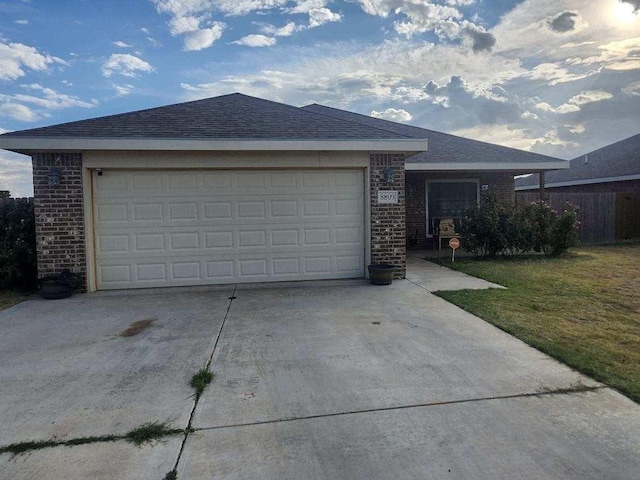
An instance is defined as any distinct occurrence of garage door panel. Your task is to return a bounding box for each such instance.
[93,169,364,289]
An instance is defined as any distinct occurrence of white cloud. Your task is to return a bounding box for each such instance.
[12,83,98,109]
[260,21,301,37]
[141,27,150,34]
[112,83,135,96]
[150,0,227,50]
[358,0,463,37]
[0,103,38,122]
[0,151,33,197]
[535,90,613,114]
[113,40,132,48]
[183,23,225,50]
[371,108,412,122]
[521,62,601,86]
[0,84,96,123]
[149,0,341,46]
[0,41,67,81]
[169,15,202,35]
[623,80,640,96]
[15,20,29,25]
[231,34,276,47]
[569,90,614,105]
[308,7,342,28]
[101,53,155,77]
[535,101,580,114]
[147,36,163,47]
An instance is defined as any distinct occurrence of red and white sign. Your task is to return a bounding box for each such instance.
[449,238,460,250]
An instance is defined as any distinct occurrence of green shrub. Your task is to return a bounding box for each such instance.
[0,198,37,290]
[523,201,580,256]
[461,193,577,258]
[461,191,532,258]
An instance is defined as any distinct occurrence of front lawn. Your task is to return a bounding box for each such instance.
[433,243,640,403]
[0,290,28,311]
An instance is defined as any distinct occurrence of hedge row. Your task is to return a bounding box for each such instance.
[460,192,580,258]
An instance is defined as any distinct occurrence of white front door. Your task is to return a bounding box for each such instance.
[92,169,365,289]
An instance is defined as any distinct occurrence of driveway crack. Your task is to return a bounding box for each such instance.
[168,283,238,478]
[191,385,607,432]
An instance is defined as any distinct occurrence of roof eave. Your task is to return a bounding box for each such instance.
[515,173,640,190]
[405,161,569,172]
[0,137,428,155]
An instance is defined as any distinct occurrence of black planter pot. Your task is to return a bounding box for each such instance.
[38,270,80,300]
[367,264,395,285]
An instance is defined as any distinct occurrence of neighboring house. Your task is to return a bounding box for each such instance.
[0,93,566,292]
[515,133,640,193]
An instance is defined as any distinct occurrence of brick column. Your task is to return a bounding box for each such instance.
[32,153,86,289]
[370,153,406,279]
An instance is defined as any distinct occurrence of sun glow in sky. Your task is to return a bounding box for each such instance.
[612,0,638,24]
[1,0,640,197]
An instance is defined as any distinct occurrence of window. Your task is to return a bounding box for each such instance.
[427,181,479,235]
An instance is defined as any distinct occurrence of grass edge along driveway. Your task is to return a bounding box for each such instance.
[0,290,28,311]
[433,243,640,404]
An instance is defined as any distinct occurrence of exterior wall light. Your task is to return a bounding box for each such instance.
[383,166,394,183]
[48,168,62,187]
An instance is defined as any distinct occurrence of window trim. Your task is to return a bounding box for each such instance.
[425,178,480,238]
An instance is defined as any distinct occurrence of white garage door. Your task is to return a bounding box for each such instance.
[92,169,365,290]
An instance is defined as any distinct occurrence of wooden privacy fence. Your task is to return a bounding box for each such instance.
[515,192,635,245]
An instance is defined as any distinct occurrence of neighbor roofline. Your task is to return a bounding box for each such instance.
[405,161,569,172]
[0,137,428,154]
[515,173,640,191]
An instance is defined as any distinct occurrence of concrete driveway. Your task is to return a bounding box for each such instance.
[1,260,639,479]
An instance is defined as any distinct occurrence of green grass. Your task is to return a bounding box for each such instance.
[190,368,214,398]
[432,243,640,403]
[0,290,28,311]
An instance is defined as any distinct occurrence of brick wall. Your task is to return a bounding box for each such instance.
[32,153,86,289]
[370,154,406,279]
[406,171,515,248]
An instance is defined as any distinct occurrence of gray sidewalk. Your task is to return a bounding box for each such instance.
[406,252,504,291]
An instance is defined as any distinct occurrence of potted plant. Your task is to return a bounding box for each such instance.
[38,269,81,299]
[367,264,395,285]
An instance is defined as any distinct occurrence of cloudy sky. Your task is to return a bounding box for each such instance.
[1,0,639,196]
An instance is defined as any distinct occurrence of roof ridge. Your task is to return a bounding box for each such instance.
[0,93,243,138]
[302,103,562,161]
[570,132,640,160]
[293,103,416,140]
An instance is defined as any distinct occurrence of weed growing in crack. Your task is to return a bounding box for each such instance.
[124,422,184,447]
[0,434,120,456]
[190,368,214,398]
[163,469,178,480]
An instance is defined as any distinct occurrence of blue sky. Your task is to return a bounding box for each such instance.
[1,0,640,196]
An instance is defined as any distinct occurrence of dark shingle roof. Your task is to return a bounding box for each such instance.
[302,103,561,166]
[0,93,412,140]
[516,133,640,189]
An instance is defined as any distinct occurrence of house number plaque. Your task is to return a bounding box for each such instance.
[378,190,399,204]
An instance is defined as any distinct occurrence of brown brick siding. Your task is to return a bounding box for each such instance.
[370,154,406,279]
[406,171,515,248]
[32,153,86,289]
